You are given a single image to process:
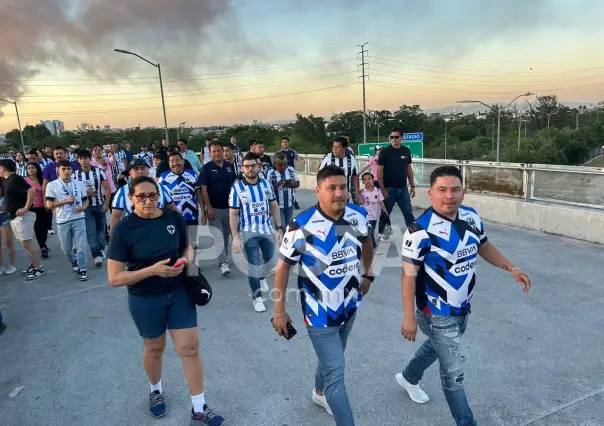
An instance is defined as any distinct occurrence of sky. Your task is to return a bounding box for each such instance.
[1,0,603,132]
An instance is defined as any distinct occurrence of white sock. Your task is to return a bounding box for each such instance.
[191,392,206,414]
[150,380,162,393]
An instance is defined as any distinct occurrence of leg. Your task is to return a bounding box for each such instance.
[32,208,48,250]
[242,235,261,299]
[307,324,356,426]
[283,205,294,228]
[84,206,101,258]
[46,209,53,231]
[143,334,167,385]
[57,223,75,263]
[94,207,106,254]
[171,328,203,395]
[395,188,416,227]
[73,220,88,270]
[402,312,439,384]
[258,234,276,279]
[220,209,231,264]
[429,315,475,426]
[369,220,377,250]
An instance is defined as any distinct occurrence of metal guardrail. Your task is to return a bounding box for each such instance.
[289,154,604,210]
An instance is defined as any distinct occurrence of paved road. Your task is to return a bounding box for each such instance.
[1,190,603,426]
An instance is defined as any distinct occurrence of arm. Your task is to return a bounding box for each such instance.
[270,199,283,244]
[377,165,387,197]
[101,180,111,211]
[478,241,531,291]
[201,186,214,220]
[17,188,36,215]
[272,259,294,336]
[229,208,241,252]
[407,163,415,197]
[352,174,360,203]
[401,262,420,341]
[108,259,156,287]
[110,209,123,231]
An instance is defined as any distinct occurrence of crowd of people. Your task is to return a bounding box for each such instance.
[0,129,532,426]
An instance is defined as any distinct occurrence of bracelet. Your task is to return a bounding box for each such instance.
[510,266,521,274]
[272,312,286,319]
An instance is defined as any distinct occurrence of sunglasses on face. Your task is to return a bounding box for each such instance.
[390,135,401,139]
[132,192,159,202]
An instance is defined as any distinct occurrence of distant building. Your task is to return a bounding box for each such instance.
[40,120,65,136]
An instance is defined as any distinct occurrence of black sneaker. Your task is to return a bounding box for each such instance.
[71,261,79,272]
[27,268,45,281]
[21,264,34,276]
[0,322,6,336]
[190,405,225,426]
[41,247,49,259]
[77,270,89,281]
[149,391,167,418]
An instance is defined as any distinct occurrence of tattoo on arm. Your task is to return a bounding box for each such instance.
[502,264,510,271]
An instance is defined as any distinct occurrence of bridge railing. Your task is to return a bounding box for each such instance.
[289,154,604,210]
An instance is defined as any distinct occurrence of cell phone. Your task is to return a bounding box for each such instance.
[173,258,188,268]
[270,318,297,340]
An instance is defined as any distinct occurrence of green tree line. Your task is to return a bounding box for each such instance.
[3,95,603,165]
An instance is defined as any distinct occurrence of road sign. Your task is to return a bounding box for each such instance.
[403,132,423,141]
[357,140,424,158]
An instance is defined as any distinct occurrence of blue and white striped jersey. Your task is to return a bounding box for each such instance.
[157,169,200,222]
[265,166,299,209]
[111,182,173,214]
[137,151,154,167]
[16,162,27,177]
[228,178,276,234]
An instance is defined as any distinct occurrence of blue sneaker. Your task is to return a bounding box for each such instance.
[149,391,167,418]
[190,405,225,425]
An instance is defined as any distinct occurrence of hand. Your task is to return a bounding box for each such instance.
[512,268,531,292]
[272,312,292,338]
[15,208,27,217]
[207,208,216,221]
[360,277,372,295]
[74,207,86,213]
[233,235,242,253]
[276,229,284,245]
[201,214,207,226]
[102,204,109,213]
[150,258,184,278]
[381,188,389,199]
[65,195,76,204]
[401,316,417,342]
[354,193,361,205]
[409,187,416,198]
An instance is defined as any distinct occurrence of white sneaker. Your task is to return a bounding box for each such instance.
[312,388,333,416]
[5,265,16,275]
[94,256,103,267]
[253,297,266,312]
[48,229,55,235]
[395,372,429,403]
[260,279,269,292]
[220,263,231,275]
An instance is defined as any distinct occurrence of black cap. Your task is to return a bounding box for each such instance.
[126,159,150,172]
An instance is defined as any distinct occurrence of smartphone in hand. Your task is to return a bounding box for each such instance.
[173,258,188,268]
[271,318,297,340]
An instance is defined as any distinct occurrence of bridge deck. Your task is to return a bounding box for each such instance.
[1,190,602,425]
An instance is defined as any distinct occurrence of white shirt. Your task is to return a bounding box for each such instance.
[45,178,87,224]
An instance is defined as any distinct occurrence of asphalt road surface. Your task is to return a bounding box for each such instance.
[1,190,603,425]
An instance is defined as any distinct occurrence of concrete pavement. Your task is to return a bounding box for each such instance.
[1,190,603,426]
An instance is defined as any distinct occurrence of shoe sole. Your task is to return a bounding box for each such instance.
[395,373,429,404]
[312,393,333,416]
[26,272,45,281]
[150,407,168,418]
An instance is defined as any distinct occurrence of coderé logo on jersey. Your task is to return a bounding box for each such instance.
[450,259,477,276]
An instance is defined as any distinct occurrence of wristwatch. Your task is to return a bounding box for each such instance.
[362,274,375,283]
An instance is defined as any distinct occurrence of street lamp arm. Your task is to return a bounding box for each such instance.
[114,49,157,67]
[504,92,534,110]
[0,98,15,105]
[457,100,494,111]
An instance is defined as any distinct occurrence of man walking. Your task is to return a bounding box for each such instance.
[377,128,416,241]
[265,152,299,228]
[176,139,203,173]
[75,149,111,267]
[319,137,360,204]
[0,159,44,280]
[229,152,283,312]
[273,165,374,426]
[398,165,531,426]
[198,141,235,275]
[45,160,90,281]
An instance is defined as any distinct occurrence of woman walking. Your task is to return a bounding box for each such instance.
[107,176,224,426]
[25,162,50,258]
[0,178,17,275]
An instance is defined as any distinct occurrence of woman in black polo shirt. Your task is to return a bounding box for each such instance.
[107,176,224,425]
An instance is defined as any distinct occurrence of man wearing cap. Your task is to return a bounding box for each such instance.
[110,159,177,231]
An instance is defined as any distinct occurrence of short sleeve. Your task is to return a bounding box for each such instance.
[350,155,358,176]
[112,187,126,210]
[267,181,276,202]
[477,215,488,244]
[279,219,305,264]
[401,223,431,266]
[318,154,330,170]
[42,164,52,181]
[229,185,239,209]
[45,182,57,201]
[107,223,129,262]
[159,184,173,205]
[377,149,386,166]
[378,190,385,202]
[356,209,370,242]
[406,147,413,164]
[99,169,107,181]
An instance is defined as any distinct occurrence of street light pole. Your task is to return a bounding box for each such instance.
[177,121,186,140]
[114,49,169,144]
[0,98,25,153]
[457,92,533,162]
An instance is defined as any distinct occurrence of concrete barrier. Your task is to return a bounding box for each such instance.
[297,175,604,245]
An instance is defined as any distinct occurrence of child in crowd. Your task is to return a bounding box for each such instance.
[359,172,388,253]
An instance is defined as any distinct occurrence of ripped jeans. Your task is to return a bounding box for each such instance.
[402,311,476,426]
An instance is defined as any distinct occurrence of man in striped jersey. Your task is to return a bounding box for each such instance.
[229,152,283,312]
[265,152,300,228]
[76,149,111,267]
[110,159,177,231]
[319,137,360,204]
[15,153,27,177]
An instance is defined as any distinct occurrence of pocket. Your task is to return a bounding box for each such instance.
[429,315,461,331]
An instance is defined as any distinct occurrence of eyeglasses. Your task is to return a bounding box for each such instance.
[242,164,258,169]
[132,192,159,202]
[390,135,401,139]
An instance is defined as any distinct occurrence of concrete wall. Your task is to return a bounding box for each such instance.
[297,175,604,245]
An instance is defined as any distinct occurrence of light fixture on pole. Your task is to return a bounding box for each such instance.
[0,98,25,153]
[443,116,452,159]
[457,92,533,162]
[177,121,186,140]
[114,49,169,144]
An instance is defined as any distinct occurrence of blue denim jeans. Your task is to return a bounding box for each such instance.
[280,205,294,228]
[242,233,275,299]
[0,309,3,324]
[368,220,378,249]
[402,311,476,426]
[307,313,357,426]
[57,218,88,270]
[84,205,106,258]
[385,187,415,227]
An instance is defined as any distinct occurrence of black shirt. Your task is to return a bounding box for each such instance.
[2,173,31,219]
[198,161,235,209]
[258,154,272,175]
[377,144,413,188]
[108,209,188,296]
[155,158,193,178]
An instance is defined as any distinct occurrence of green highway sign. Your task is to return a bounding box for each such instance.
[357,141,424,159]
